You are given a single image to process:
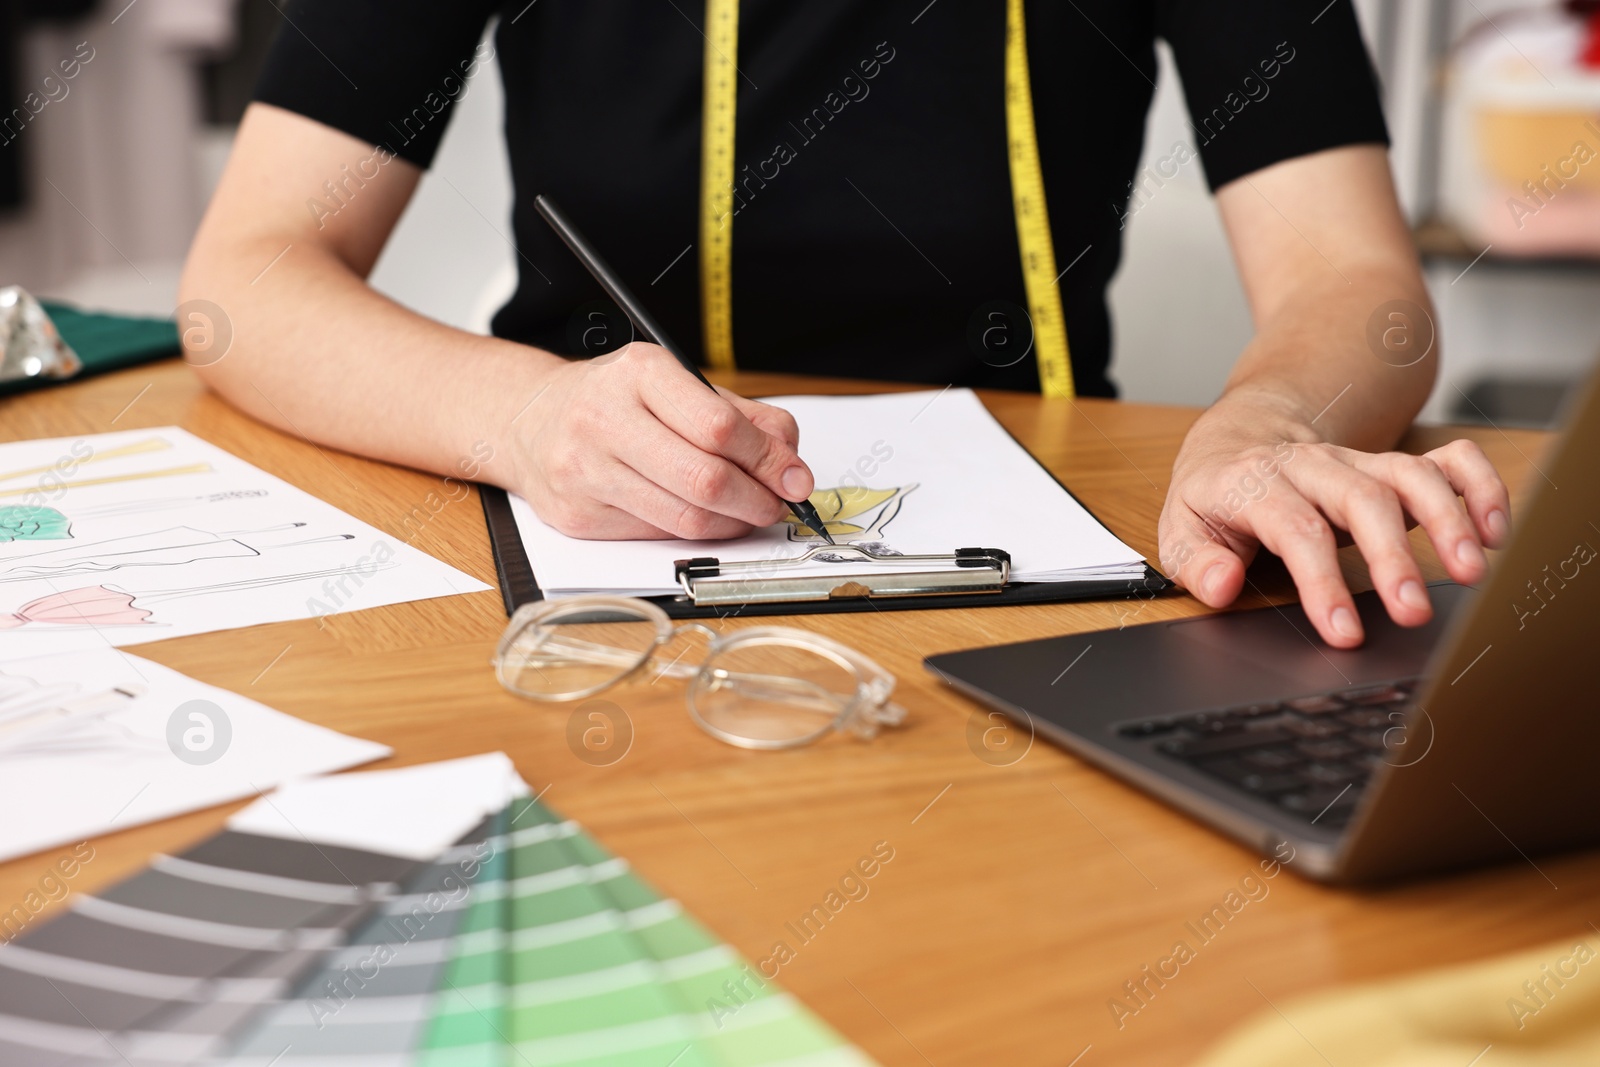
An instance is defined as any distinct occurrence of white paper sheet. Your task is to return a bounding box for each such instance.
[509,388,1147,597]
[228,752,528,861]
[0,649,391,863]
[0,427,489,659]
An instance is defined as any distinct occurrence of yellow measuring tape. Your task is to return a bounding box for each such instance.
[1002,0,1075,398]
[700,0,1074,397]
[699,0,740,372]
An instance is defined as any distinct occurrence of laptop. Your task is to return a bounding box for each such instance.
[925,361,1600,883]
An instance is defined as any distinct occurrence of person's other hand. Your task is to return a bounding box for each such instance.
[513,342,813,540]
[1158,401,1512,648]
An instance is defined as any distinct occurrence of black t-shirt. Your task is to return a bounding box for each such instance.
[256,0,1386,397]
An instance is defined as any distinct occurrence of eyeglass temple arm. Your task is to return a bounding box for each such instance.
[704,669,905,734]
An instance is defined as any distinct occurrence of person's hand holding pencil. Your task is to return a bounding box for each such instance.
[520,195,831,543]
[512,340,817,540]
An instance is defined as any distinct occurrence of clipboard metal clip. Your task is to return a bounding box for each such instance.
[673,545,1012,607]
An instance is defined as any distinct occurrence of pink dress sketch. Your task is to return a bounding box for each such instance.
[0,585,151,630]
[0,525,367,631]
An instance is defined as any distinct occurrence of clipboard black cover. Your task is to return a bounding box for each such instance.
[479,485,1173,620]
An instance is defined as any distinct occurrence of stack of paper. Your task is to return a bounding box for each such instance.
[0,754,877,1067]
[508,389,1148,598]
[0,424,488,868]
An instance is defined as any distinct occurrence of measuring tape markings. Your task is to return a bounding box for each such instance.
[699,0,1075,397]
[700,0,740,371]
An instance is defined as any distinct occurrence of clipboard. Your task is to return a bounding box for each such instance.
[479,485,1173,619]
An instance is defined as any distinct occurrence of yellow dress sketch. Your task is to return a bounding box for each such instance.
[782,483,918,544]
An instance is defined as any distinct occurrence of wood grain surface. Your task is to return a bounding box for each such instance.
[1,361,1587,1067]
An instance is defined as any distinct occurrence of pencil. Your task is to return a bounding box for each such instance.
[533,195,834,544]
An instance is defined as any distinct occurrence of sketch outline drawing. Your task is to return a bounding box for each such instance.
[73,489,269,520]
[0,426,487,650]
[782,483,919,545]
[0,525,353,584]
[0,668,149,761]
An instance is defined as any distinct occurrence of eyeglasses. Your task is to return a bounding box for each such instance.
[493,596,906,750]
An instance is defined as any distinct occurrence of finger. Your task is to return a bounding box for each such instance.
[1344,450,1487,585]
[721,390,801,450]
[1425,439,1512,550]
[589,460,754,541]
[619,417,787,527]
[1158,503,1250,607]
[1283,453,1432,629]
[1235,492,1364,647]
[645,376,814,504]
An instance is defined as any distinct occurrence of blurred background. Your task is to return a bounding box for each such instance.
[2,0,1597,426]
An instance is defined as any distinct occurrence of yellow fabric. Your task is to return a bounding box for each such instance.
[1193,935,1600,1067]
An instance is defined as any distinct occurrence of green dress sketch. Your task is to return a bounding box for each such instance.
[0,505,71,543]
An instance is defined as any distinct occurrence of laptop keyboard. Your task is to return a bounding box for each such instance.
[1115,679,1422,831]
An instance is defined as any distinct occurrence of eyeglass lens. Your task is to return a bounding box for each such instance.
[690,639,861,746]
[502,604,662,698]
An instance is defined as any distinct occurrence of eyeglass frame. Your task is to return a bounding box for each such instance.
[493,595,906,751]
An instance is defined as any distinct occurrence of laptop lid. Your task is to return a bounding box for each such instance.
[1334,359,1600,881]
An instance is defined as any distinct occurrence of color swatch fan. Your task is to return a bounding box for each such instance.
[0,754,875,1066]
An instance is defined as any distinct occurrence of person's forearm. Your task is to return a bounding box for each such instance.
[1207,263,1436,453]
[182,103,815,544]
[179,234,555,491]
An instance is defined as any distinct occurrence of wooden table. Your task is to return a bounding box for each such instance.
[2,362,1590,1067]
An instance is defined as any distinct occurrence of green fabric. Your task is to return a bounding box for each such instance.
[42,301,180,370]
[1,302,180,397]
